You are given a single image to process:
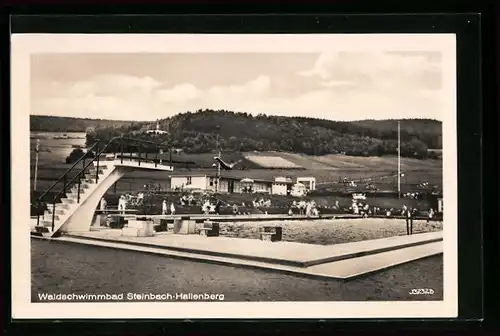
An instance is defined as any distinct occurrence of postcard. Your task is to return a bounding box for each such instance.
[11,33,457,319]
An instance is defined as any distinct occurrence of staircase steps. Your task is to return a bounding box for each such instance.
[40,220,55,228]
[88,169,106,175]
[61,198,76,205]
[44,211,62,221]
[32,148,173,237]
[45,208,66,215]
[70,183,90,192]
[54,202,70,210]
[67,192,84,200]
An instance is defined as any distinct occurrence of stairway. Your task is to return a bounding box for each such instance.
[33,157,174,238]
[34,161,112,237]
[32,137,174,238]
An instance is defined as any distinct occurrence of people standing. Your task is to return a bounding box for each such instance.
[100,197,107,212]
[352,202,359,215]
[202,200,210,214]
[118,195,127,215]
[402,204,408,216]
[170,202,176,216]
[406,207,414,235]
[162,200,168,215]
[305,201,313,217]
[427,208,435,223]
[214,200,221,215]
[137,192,144,205]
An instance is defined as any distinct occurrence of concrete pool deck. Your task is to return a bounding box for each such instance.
[68,230,442,267]
[38,229,443,281]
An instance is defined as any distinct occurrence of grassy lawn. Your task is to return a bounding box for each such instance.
[31,238,443,302]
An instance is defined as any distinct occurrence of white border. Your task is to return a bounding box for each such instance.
[11,34,458,319]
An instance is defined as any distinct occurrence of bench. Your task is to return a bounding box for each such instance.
[109,216,128,229]
[200,221,220,237]
[154,218,171,233]
[173,216,196,234]
[259,226,282,242]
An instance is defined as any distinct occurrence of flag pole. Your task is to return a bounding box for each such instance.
[216,134,221,193]
[34,139,40,191]
[397,121,401,198]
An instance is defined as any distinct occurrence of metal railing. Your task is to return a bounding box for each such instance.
[32,136,170,232]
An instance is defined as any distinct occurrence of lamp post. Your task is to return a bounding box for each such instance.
[209,130,222,193]
[215,134,221,193]
[397,121,401,198]
[34,139,40,191]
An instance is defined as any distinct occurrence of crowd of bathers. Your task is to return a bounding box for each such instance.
[98,191,438,221]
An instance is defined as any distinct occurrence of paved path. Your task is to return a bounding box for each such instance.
[70,230,442,267]
[33,234,442,281]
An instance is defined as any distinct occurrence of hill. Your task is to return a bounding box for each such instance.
[351,119,442,149]
[30,115,134,133]
[84,110,442,159]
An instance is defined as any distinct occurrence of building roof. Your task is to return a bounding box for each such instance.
[169,173,293,184]
[169,174,209,178]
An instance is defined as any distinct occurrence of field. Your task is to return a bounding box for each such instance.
[244,153,303,169]
[243,151,442,171]
[30,132,87,165]
[31,239,443,301]
[169,152,263,169]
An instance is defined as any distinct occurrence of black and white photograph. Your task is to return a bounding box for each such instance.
[11,33,457,319]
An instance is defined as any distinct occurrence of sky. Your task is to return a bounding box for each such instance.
[30,51,443,121]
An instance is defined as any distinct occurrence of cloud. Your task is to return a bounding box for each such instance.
[31,74,274,121]
[207,75,271,99]
[67,74,162,97]
[156,83,201,103]
[320,80,357,88]
[31,53,443,121]
[32,74,166,120]
[299,51,441,91]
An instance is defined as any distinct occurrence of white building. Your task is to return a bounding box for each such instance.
[437,198,443,213]
[170,174,208,190]
[296,177,316,192]
[170,174,296,195]
[146,122,168,135]
[272,176,293,195]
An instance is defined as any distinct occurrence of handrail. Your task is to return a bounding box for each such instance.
[43,136,171,232]
[35,136,165,203]
[120,137,171,147]
[34,140,101,203]
[51,138,119,204]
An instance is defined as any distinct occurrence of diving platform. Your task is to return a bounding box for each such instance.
[31,137,175,238]
[111,158,174,171]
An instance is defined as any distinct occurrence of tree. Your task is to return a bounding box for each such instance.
[65,148,95,164]
[84,109,442,159]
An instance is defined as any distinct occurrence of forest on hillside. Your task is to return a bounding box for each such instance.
[30,115,133,133]
[81,109,442,159]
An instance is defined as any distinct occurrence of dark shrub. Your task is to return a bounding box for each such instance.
[65,148,95,164]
